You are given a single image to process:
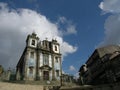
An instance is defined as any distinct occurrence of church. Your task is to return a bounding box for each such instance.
[16,32,62,82]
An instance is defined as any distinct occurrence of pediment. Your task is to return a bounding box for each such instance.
[39,65,52,70]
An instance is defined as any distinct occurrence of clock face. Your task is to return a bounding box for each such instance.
[53,45,59,53]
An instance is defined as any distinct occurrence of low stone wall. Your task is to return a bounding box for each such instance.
[60,86,92,90]
[0,72,10,81]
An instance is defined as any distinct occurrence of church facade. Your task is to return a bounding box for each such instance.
[16,33,62,82]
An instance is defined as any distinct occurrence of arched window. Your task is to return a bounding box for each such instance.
[31,39,35,46]
[55,46,57,51]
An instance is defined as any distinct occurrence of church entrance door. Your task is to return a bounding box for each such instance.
[43,71,49,80]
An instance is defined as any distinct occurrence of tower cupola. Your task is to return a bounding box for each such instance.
[26,32,39,48]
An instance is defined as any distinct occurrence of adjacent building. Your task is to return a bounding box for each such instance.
[0,65,3,76]
[79,45,120,85]
[16,33,62,82]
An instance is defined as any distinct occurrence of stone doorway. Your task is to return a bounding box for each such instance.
[43,71,49,80]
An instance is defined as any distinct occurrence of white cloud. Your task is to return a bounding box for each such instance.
[58,16,67,24]
[57,16,77,36]
[66,25,77,35]
[69,65,76,71]
[0,2,77,69]
[99,0,120,14]
[99,0,120,46]
[61,42,77,57]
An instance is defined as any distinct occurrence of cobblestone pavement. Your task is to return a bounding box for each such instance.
[0,82,43,90]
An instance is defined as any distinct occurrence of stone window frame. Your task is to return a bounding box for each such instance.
[55,45,57,51]
[31,39,35,46]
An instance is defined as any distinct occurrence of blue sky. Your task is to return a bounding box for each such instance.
[0,0,120,77]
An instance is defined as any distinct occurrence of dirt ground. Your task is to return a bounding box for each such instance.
[0,82,43,90]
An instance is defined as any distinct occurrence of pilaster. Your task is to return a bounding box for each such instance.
[52,54,55,80]
[59,56,62,77]
[24,49,29,80]
[36,49,40,80]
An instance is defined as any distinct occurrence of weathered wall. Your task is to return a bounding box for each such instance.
[93,84,120,90]
[60,83,120,90]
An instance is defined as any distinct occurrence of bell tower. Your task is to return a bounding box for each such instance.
[24,32,39,80]
[51,39,61,80]
[52,39,60,54]
[26,32,39,48]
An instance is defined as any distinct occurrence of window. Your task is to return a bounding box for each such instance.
[56,70,59,77]
[29,67,33,75]
[31,39,35,46]
[43,54,49,65]
[55,57,59,63]
[30,52,34,58]
[55,46,57,51]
